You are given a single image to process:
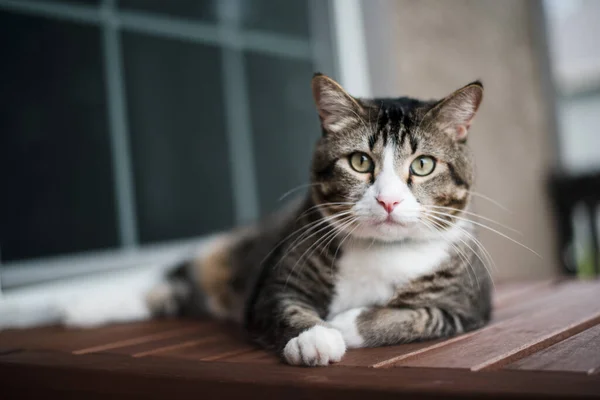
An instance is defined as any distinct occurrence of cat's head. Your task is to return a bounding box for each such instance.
[310,73,483,242]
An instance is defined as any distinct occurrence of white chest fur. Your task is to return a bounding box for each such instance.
[327,239,451,319]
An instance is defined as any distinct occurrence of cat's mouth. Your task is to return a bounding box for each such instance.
[373,216,408,227]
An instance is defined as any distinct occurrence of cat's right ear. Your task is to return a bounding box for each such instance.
[311,73,364,134]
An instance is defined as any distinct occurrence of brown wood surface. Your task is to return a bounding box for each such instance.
[1,279,600,399]
[0,319,198,352]
[1,350,599,399]
[506,324,600,374]
[340,280,559,368]
[394,280,600,370]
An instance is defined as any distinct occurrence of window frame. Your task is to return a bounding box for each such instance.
[0,0,371,292]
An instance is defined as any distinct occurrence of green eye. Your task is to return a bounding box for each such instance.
[349,152,374,173]
[410,156,436,176]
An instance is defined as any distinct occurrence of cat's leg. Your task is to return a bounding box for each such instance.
[248,299,346,367]
[328,306,467,348]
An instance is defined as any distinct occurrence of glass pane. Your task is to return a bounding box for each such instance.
[118,0,217,23]
[122,32,234,243]
[0,12,117,262]
[245,53,318,215]
[240,0,310,37]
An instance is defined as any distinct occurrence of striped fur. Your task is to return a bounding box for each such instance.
[147,74,492,366]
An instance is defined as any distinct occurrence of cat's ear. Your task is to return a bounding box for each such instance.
[311,73,364,134]
[429,81,483,142]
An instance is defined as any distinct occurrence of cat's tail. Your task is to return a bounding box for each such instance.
[145,233,241,322]
[59,257,205,329]
[144,259,205,318]
[0,235,229,331]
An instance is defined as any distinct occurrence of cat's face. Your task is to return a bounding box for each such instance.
[310,74,483,242]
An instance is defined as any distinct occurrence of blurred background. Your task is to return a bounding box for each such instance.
[0,0,599,305]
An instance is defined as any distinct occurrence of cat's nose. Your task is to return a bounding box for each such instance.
[376,196,402,213]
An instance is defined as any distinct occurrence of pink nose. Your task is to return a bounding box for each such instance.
[376,196,402,213]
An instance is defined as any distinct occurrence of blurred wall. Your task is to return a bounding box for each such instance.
[363,0,559,282]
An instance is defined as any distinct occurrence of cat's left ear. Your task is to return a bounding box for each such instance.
[429,81,483,142]
[311,73,364,134]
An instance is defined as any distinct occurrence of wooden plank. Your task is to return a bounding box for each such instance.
[1,350,600,399]
[506,324,600,374]
[0,348,22,356]
[158,333,256,361]
[338,280,568,367]
[393,280,600,370]
[218,348,279,364]
[73,325,208,355]
[0,319,198,353]
[492,279,557,309]
[339,331,477,368]
[95,321,224,356]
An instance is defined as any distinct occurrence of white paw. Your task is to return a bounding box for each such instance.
[328,308,366,348]
[283,325,346,366]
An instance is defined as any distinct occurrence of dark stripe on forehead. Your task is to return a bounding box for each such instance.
[446,162,468,187]
[387,106,402,145]
[400,126,408,147]
[376,105,389,147]
[409,131,419,154]
[368,134,377,151]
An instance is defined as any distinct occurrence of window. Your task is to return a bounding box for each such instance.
[0,0,350,290]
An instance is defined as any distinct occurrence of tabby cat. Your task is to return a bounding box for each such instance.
[147,73,492,367]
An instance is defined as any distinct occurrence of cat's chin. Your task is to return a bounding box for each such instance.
[348,219,422,243]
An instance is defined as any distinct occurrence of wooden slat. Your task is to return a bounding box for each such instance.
[93,321,224,356]
[159,333,256,361]
[393,280,600,370]
[0,320,197,353]
[0,347,21,356]
[218,349,279,364]
[339,332,477,368]
[492,279,557,309]
[2,350,600,399]
[73,325,208,355]
[506,324,600,374]
[338,280,562,367]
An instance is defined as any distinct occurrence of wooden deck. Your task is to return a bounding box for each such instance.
[1,278,600,399]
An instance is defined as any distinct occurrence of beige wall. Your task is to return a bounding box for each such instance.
[363,0,559,282]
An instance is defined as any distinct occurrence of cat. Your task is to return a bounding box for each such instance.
[144,73,493,367]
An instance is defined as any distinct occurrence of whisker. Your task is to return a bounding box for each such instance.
[278,183,323,202]
[422,206,521,235]
[423,211,541,258]
[320,218,362,280]
[419,218,478,290]
[417,208,499,274]
[423,212,498,271]
[288,211,354,250]
[467,191,512,214]
[262,211,353,268]
[296,202,354,220]
[279,214,356,268]
[424,216,495,291]
[284,217,357,288]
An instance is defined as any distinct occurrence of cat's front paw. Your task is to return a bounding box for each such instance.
[283,325,346,367]
[328,307,366,348]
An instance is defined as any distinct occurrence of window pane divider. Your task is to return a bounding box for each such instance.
[102,0,138,247]
[0,0,312,60]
